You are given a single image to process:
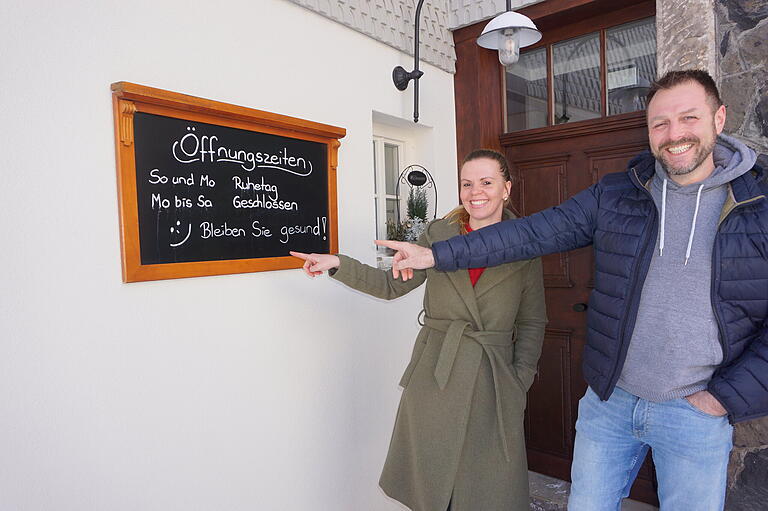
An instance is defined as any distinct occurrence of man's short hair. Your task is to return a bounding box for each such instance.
[646,70,723,111]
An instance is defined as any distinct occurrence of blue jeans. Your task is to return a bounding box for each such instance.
[568,387,733,511]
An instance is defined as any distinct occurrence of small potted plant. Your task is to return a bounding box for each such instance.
[379,188,429,269]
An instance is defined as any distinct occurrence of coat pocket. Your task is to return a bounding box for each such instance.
[398,328,430,388]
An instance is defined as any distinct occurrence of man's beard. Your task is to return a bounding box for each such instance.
[654,134,716,176]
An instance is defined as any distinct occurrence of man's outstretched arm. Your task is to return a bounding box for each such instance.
[377,183,601,280]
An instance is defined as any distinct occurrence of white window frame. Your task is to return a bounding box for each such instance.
[372,136,405,242]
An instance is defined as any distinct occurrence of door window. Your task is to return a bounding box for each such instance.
[504,16,656,132]
[553,33,602,124]
[506,47,548,132]
[606,18,657,116]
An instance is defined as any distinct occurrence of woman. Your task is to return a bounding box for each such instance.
[291,149,546,511]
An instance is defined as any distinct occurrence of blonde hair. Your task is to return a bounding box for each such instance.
[445,149,512,234]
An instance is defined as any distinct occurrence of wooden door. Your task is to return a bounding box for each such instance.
[502,111,658,505]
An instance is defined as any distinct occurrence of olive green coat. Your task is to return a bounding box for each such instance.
[331,214,547,511]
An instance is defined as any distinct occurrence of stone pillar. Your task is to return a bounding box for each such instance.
[656,0,717,76]
[716,1,768,508]
[657,1,768,509]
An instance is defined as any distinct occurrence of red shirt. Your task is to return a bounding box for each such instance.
[465,223,486,286]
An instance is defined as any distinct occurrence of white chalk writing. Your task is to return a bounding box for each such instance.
[171,126,313,176]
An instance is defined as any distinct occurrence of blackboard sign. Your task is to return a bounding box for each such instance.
[134,113,329,264]
[112,82,345,282]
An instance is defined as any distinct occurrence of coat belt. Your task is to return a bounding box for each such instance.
[422,315,517,462]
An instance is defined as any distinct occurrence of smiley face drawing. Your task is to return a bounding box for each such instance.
[169,220,192,247]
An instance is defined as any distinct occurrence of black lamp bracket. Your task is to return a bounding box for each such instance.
[393,0,426,122]
[393,67,424,91]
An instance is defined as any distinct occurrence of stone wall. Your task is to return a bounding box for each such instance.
[717,0,768,157]
[716,1,768,509]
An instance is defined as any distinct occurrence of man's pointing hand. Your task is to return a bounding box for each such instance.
[374,240,435,281]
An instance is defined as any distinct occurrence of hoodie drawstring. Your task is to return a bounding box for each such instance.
[659,179,667,257]
[685,184,705,265]
[658,179,705,265]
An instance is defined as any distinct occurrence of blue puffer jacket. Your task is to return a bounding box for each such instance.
[432,151,768,424]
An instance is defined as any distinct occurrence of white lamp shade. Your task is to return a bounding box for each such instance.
[477,11,542,50]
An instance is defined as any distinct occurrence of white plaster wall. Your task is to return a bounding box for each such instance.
[0,1,457,510]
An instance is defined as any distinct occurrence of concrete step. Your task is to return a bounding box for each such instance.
[529,471,659,510]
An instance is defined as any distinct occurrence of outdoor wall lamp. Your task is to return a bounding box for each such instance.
[393,0,426,123]
[477,1,542,70]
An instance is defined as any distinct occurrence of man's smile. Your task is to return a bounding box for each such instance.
[666,143,693,155]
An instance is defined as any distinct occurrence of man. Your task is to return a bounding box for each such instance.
[377,70,768,510]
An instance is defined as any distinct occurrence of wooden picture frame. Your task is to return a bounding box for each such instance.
[112,82,345,283]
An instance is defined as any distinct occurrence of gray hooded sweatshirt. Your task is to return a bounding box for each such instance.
[616,134,757,402]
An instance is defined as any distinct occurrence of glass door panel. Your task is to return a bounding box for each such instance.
[553,33,601,124]
[506,47,548,132]
[606,17,657,115]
